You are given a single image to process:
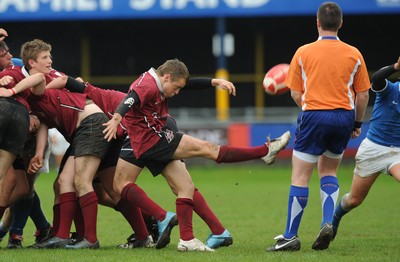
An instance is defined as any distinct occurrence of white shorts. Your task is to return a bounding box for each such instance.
[354,138,400,177]
[38,140,52,174]
[48,128,70,155]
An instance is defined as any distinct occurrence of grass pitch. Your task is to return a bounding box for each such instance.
[1,162,399,261]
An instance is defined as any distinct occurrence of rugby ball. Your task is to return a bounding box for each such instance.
[263,63,290,95]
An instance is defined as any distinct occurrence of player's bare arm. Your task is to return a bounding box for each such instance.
[0,73,46,96]
[0,28,8,41]
[103,91,140,141]
[395,56,400,70]
[28,123,48,174]
[290,90,302,108]
[352,90,369,139]
[0,75,13,86]
[46,75,68,89]
[103,114,121,142]
[211,79,236,96]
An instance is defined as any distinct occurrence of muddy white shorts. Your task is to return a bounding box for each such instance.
[354,138,400,177]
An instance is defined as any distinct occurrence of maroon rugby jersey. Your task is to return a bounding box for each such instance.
[27,89,86,143]
[84,83,127,140]
[0,66,64,111]
[0,66,32,110]
[125,68,170,158]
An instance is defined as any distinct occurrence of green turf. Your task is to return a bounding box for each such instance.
[1,163,399,261]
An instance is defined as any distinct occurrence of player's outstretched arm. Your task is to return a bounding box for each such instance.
[185,78,236,96]
[0,73,46,97]
[47,75,86,93]
[371,56,400,91]
[211,78,236,96]
[46,75,68,89]
[0,75,14,87]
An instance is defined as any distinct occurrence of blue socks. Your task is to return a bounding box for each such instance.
[9,191,50,237]
[30,191,50,231]
[10,195,34,236]
[320,176,339,226]
[282,176,339,238]
[283,185,309,238]
[332,193,350,229]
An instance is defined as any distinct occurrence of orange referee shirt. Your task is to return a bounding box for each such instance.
[285,37,370,111]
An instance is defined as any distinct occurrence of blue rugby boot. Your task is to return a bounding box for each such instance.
[155,211,178,249]
[205,229,233,249]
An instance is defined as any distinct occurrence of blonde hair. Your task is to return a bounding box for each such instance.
[156,58,190,83]
[21,39,52,70]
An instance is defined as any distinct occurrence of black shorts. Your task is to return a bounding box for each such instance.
[59,137,122,175]
[119,137,166,176]
[98,138,123,171]
[141,125,183,162]
[12,157,25,170]
[58,145,72,175]
[119,126,183,176]
[70,113,110,159]
[166,116,178,132]
[13,133,49,171]
[0,98,29,155]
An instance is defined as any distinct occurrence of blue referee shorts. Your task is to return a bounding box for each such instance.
[294,109,354,155]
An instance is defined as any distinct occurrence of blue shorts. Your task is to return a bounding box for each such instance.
[294,110,354,155]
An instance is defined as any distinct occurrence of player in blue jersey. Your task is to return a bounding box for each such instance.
[331,56,400,243]
[11,58,23,67]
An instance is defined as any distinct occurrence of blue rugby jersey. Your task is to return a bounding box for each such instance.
[11,58,23,66]
[367,80,400,147]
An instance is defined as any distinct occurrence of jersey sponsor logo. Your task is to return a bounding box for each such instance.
[163,128,174,143]
[124,97,135,106]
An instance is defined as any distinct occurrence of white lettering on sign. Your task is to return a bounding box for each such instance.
[377,0,400,6]
[129,0,270,10]
[129,0,154,10]
[0,0,113,12]
[0,0,26,11]
[52,0,113,11]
